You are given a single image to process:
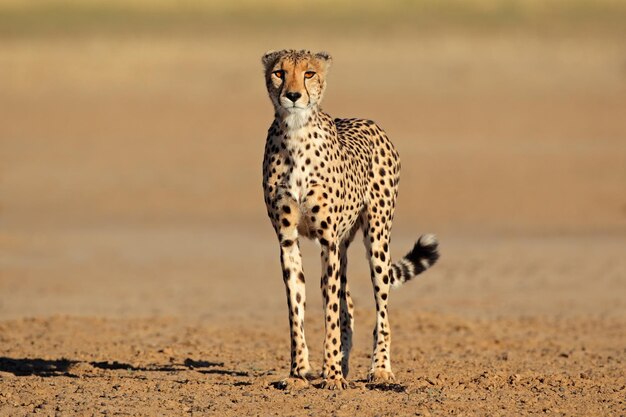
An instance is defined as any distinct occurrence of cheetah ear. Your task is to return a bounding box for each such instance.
[262,50,281,71]
[314,51,332,70]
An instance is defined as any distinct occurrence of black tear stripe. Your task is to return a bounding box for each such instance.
[278,78,285,100]
[303,79,311,107]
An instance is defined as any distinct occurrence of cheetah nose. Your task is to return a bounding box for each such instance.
[285,92,302,102]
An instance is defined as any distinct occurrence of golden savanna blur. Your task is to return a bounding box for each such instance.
[1,1,625,415]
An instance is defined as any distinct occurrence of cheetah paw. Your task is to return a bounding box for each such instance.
[300,368,318,381]
[275,377,309,390]
[368,369,396,383]
[321,376,348,390]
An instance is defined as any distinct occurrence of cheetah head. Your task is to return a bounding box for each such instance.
[262,49,332,128]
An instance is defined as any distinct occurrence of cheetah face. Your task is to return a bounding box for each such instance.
[262,50,332,123]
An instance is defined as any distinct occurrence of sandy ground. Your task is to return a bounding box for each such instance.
[1,29,626,415]
[1,230,625,415]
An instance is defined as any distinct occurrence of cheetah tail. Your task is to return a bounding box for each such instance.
[390,234,440,288]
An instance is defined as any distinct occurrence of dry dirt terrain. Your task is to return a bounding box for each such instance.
[1,10,626,416]
[1,234,625,416]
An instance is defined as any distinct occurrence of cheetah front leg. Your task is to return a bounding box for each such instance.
[274,198,312,386]
[320,240,348,390]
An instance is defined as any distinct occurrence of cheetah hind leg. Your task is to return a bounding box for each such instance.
[362,211,395,383]
[339,239,355,378]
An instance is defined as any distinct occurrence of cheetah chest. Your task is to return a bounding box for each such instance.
[265,136,348,236]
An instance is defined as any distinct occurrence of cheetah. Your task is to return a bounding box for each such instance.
[261,49,440,390]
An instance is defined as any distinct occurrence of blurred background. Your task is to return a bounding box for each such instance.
[1,0,625,319]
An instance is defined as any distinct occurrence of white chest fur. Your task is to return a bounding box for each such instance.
[284,134,316,204]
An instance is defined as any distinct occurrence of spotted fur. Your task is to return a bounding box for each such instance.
[261,49,439,390]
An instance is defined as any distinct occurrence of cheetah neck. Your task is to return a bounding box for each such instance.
[276,106,320,132]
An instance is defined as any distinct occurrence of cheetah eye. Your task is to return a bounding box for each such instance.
[304,71,316,79]
[272,70,285,79]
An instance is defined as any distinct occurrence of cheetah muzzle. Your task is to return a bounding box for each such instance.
[261,49,440,390]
